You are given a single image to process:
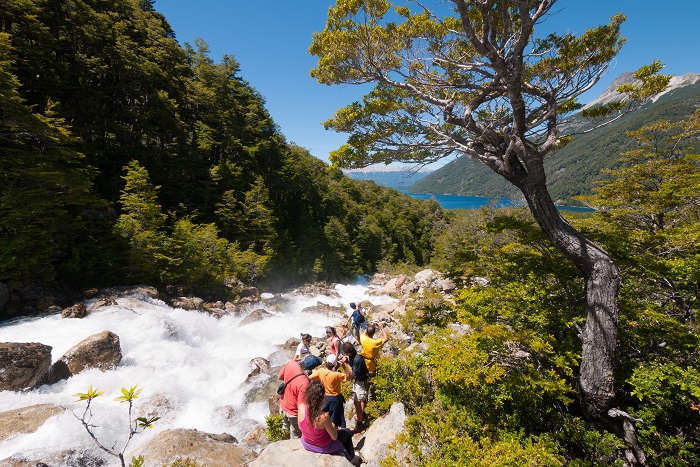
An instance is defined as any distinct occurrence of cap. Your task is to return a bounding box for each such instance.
[326,353,337,365]
[349,302,356,309]
[304,355,322,371]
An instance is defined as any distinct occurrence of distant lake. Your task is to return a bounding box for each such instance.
[404,192,594,212]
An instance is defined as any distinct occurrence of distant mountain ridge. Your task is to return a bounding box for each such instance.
[410,73,700,205]
[345,166,431,189]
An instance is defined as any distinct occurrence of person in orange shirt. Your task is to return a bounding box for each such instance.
[310,353,351,428]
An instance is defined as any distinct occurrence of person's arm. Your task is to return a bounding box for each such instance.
[379,322,388,341]
[320,412,338,439]
[279,367,285,381]
[339,356,352,379]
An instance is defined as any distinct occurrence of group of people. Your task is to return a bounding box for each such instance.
[277,301,389,465]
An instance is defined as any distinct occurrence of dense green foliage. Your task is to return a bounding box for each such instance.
[409,82,700,205]
[0,0,446,316]
[373,114,700,465]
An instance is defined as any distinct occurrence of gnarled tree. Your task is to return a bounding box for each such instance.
[309,1,670,463]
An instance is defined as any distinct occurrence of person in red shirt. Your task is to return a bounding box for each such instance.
[278,359,310,438]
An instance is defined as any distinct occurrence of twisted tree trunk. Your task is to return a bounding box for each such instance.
[514,161,646,466]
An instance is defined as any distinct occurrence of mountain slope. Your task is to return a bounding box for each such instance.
[344,168,430,189]
[410,75,700,205]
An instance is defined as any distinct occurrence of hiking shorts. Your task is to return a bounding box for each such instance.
[353,379,369,403]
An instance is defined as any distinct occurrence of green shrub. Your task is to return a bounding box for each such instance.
[265,413,288,442]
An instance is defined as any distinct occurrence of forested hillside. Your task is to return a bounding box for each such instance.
[409,80,700,205]
[0,0,445,317]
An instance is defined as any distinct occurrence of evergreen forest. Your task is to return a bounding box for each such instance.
[0,0,445,317]
[1,1,699,465]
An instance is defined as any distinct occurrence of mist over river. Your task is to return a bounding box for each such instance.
[0,280,397,463]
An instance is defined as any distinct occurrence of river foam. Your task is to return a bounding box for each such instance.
[0,280,396,462]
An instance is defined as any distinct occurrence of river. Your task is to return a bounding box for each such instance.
[0,280,397,463]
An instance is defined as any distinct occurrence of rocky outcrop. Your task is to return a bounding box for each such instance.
[61,303,87,319]
[0,404,64,442]
[301,302,345,317]
[240,308,273,326]
[130,428,256,467]
[58,330,122,375]
[0,342,52,391]
[250,439,354,466]
[247,357,271,380]
[170,296,204,311]
[0,450,106,467]
[357,402,408,467]
[295,283,340,297]
[86,297,117,312]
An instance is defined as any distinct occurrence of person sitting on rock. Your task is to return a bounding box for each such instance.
[278,358,310,439]
[295,333,312,361]
[298,380,361,466]
[309,353,351,428]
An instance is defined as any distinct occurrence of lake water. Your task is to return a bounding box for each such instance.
[405,192,594,212]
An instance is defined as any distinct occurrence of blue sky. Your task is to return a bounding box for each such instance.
[156,1,700,168]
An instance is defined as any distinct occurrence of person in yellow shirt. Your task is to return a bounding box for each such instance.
[310,353,351,428]
[360,321,388,376]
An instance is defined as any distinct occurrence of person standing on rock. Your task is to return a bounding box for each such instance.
[325,326,341,358]
[309,353,351,428]
[298,380,361,466]
[278,358,310,439]
[347,302,366,343]
[340,341,370,431]
[360,321,389,378]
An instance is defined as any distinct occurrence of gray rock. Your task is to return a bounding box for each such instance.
[247,357,271,380]
[358,402,408,467]
[58,330,122,375]
[86,298,117,312]
[0,404,64,442]
[61,303,87,319]
[0,342,52,391]
[170,296,204,311]
[240,308,273,326]
[250,439,354,466]
[129,428,256,467]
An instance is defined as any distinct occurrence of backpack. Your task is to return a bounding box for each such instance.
[352,308,365,325]
[277,373,308,395]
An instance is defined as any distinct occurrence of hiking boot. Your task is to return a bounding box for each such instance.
[350,454,362,466]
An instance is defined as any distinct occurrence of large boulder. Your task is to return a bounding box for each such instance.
[246,357,271,381]
[61,303,87,319]
[250,439,354,466]
[86,297,117,312]
[240,308,273,326]
[0,404,64,442]
[58,330,122,375]
[0,342,52,391]
[301,302,345,317]
[170,296,204,311]
[130,428,256,467]
[357,402,408,467]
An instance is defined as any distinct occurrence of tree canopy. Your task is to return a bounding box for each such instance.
[310,1,671,463]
